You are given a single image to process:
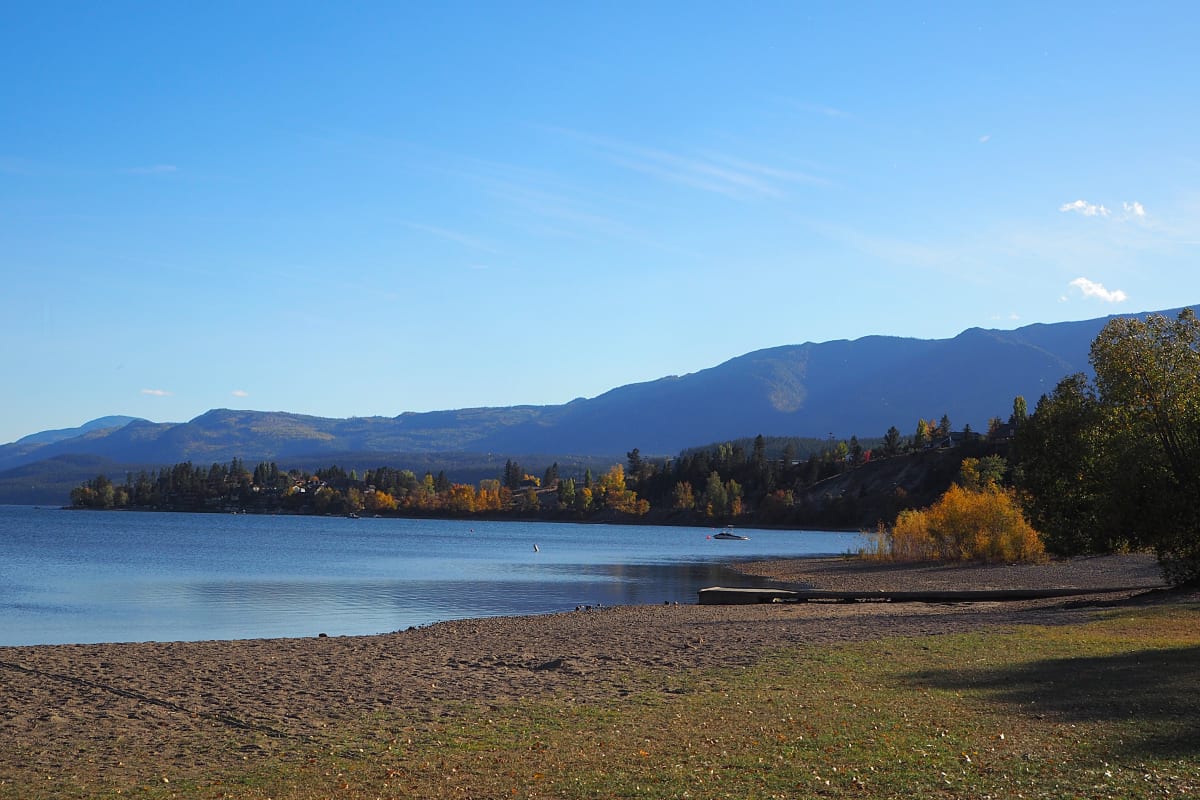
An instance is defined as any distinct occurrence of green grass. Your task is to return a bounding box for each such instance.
[6,604,1198,799]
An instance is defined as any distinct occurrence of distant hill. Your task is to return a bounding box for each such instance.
[0,307,1189,505]
[8,415,144,447]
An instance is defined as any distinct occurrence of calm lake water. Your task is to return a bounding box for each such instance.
[0,505,864,646]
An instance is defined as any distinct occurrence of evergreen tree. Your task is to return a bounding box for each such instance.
[882,426,902,457]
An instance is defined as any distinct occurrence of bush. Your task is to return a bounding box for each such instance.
[864,484,1045,563]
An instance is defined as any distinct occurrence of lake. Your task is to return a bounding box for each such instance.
[0,505,864,646]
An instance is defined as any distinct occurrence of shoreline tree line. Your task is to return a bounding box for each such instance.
[69,426,977,525]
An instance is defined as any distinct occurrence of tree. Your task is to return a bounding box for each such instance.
[1014,374,1116,555]
[626,449,643,484]
[1092,310,1200,491]
[598,464,626,495]
[502,460,524,490]
[914,418,930,449]
[557,477,576,507]
[751,435,767,470]
[1011,396,1028,426]
[1015,310,1200,583]
[672,481,695,510]
[849,435,864,465]
[477,479,503,511]
[882,426,902,457]
[575,486,593,512]
[445,484,477,513]
[521,486,540,512]
[365,489,398,512]
[1090,309,1200,583]
[703,471,727,518]
[958,455,1007,491]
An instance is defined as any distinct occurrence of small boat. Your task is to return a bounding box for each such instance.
[713,527,749,540]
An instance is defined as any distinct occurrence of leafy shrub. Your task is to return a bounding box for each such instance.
[863,484,1045,563]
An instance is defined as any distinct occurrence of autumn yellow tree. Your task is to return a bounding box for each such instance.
[476,479,503,512]
[672,481,695,510]
[598,464,648,515]
[364,489,398,512]
[444,483,477,514]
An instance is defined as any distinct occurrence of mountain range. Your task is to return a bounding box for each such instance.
[1,307,1185,503]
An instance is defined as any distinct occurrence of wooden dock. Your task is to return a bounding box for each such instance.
[697,586,1156,605]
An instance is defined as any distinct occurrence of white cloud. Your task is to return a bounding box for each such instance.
[1060,199,1110,217]
[1069,277,1127,303]
[979,134,991,143]
[231,389,249,398]
[1123,201,1147,218]
[140,388,173,397]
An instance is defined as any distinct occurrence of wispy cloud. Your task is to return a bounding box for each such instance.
[1060,199,1110,217]
[0,158,181,178]
[231,389,249,398]
[793,102,852,119]
[427,152,636,241]
[401,221,497,252]
[979,134,991,144]
[140,388,173,397]
[551,127,825,200]
[1069,277,1127,303]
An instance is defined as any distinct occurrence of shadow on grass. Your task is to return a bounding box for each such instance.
[908,645,1200,758]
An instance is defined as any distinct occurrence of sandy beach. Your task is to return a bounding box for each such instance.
[0,554,1180,791]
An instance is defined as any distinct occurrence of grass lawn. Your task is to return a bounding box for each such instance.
[8,603,1198,799]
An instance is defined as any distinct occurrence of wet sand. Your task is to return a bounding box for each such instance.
[0,554,1181,791]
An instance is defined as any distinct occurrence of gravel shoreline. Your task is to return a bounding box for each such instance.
[0,553,1184,790]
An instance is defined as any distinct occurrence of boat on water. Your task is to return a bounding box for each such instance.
[713,527,749,540]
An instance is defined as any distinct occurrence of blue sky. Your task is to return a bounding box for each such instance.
[3,2,1199,444]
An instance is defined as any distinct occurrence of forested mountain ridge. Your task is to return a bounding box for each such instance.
[1,308,1186,481]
